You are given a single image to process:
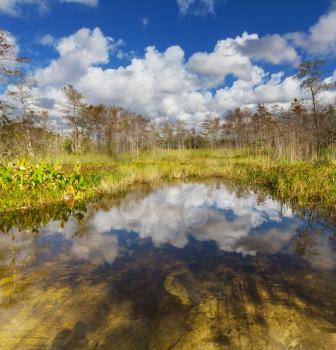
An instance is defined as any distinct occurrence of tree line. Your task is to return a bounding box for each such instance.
[1,28,336,160]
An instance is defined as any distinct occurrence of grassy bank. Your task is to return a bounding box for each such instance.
[1,149,336,217]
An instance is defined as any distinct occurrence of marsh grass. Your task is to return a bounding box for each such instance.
[1,149,336,216]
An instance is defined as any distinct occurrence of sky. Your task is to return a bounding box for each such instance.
[1,0,336,129]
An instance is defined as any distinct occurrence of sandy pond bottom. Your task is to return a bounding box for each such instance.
[0,182,335,350]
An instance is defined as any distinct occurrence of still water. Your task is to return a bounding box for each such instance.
[0,183,335,350]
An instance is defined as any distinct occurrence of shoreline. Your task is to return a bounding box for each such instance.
[1,149,336,220]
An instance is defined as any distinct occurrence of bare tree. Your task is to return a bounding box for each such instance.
[82,104,107,148]
[0,100,11,125]
[62,85,85,153]
[202,115,222,148]
[7,79,37,154]
[1,29,29,123]
[297,60,329,151]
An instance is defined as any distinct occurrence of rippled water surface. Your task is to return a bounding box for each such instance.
[0,183,336,349]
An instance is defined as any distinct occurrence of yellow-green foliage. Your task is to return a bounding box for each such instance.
[1,149,336,215]
[0,161,97,211]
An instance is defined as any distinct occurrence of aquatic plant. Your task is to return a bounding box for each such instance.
[1,149,336,220]
[0,161,88,193]
[0,161,98,211]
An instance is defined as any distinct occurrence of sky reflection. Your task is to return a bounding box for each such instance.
[92,184,295,253]
[1,183,335,269]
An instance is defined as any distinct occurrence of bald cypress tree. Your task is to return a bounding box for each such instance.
[297,60,328,152]
[62,85,85,153]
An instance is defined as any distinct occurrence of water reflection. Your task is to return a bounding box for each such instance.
[0,183,335,349]
[1,183,335,272]
[93,184,295,252]
[62,183,334,269]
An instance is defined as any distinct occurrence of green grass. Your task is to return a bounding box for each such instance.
[1,149,336,218]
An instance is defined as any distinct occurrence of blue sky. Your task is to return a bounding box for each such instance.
[2,0,332,66]
[1,0,336,128]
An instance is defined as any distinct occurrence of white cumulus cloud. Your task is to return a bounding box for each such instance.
[34,27,111,88]
[3,13,332,130]
[287,8,336,55]
[187,32,299,87]
[28,27,315,129]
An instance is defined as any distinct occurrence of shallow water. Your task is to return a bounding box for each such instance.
[0,183,335,350]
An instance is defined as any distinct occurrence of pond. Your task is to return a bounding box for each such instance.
[0,182,335,350]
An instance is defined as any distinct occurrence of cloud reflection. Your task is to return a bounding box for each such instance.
[1,184,335,270]
[92,184,296,255]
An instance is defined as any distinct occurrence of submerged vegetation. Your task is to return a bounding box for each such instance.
[1,182,335,350]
